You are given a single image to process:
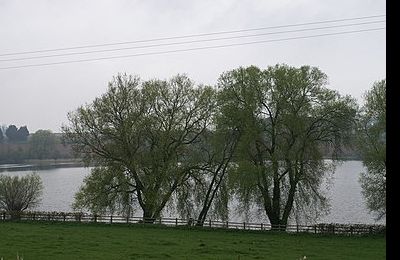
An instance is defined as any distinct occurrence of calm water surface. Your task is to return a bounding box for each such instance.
[0,161,385,225]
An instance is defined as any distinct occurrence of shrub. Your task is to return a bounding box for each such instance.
[0,173,43,219]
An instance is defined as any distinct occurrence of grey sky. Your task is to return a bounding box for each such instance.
[0,0,386,133]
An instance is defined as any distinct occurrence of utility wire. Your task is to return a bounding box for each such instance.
[0,20,385,62]
[0,27,385,70]
[0,14,385,57]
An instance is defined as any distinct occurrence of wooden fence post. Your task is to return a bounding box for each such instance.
[243,222,246,230]
[209,219,211,228]
[110,215,113,224]
[175,218,178,226]
[261,223,263,230]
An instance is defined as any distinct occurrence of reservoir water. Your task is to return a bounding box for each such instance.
[0,161,385,225]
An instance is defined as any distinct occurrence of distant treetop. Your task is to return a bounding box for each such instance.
[0,128,4,143]
[4,124,29,142]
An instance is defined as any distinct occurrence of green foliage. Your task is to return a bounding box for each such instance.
[218,64,357,226]
[174,126,239,224]
[64,66,360,225]
[64,74,216,219]
[356,80,386,220]
[29,130,59,159]
[73,166,134,216]
[0,173,43,212]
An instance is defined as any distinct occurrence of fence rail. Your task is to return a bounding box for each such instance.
[0,211,385,236]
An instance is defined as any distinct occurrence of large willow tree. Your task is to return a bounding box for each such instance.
[218,64,357,228]
[63,74,216,220]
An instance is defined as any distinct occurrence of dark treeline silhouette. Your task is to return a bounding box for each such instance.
[0,125,29,143]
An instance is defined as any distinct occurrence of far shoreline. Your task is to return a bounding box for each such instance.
[0,158,86,172]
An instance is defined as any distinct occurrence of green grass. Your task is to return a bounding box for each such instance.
[0,221,385,259]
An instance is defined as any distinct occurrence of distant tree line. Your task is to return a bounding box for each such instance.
[0,126,74,163]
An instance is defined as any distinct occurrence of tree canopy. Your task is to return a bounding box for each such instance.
[63,66,363,227]
[4,125,29,142]
[64,74,216,220]
[29,130,59,160]
[17,126,29,142]
[217,64,357,227]
[5,125,18,141]
[356,79,386,220]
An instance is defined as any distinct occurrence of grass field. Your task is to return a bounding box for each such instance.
[0,221,385,259]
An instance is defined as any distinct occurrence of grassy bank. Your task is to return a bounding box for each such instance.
[0,221,385,259]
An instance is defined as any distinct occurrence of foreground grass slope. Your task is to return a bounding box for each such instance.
[0,221,385,259]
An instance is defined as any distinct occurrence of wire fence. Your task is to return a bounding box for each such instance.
[0,211,385,236]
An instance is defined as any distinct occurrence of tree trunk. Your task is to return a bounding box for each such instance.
[271,160,284,231]
[196,172,227,226]
[196,209,208,226]
[142,208,157,223]
[10,211,22,221]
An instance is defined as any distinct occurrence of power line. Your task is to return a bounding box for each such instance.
[0,20,385,63]
[0,14,385,57]
[0,27,385,70]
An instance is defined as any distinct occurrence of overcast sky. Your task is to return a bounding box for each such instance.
[0,0,386,133]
